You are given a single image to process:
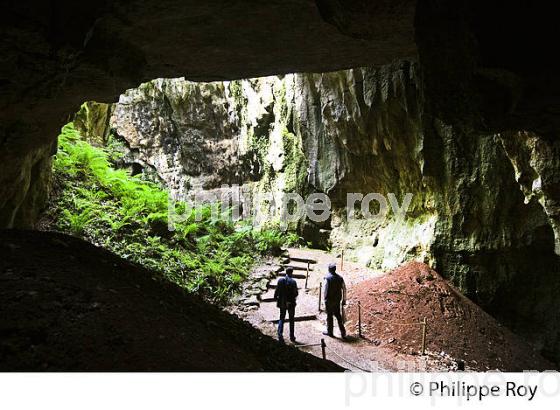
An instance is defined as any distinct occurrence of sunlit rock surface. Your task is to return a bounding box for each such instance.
[499,131,560,256]
[106,62,434,257]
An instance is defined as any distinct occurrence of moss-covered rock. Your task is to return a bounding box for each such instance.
[73,102,113,147]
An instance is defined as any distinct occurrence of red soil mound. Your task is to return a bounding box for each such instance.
[346,262,555,371]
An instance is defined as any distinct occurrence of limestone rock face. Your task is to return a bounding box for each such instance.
[425,123,560,361]
[0,141,54,228]
[73,102,114,147]
[291,62,436,268]
[110,76,306,225]
[108,62,433,248]
[112,79,246,199]
[499,131,560,255]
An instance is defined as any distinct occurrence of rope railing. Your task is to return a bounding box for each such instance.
[293,342,323,349]
[369,315,424,326]
[295,338,373,372]
[324,345,373,373]
[293,339,327,360]
[317,294,428,354]
[291,312,428,368]
[294,338,371,372]
[294,250,429,365]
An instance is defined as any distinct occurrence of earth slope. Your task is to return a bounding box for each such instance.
[0,230,341,371]
[347,262,555,371]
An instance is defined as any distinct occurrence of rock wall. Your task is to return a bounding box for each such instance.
[425,122,560,361]
[106,62,435,256]
[93,62,560,363]
[109,76,308,228]
[0,140,54,228]
[295,62,436,268]
[499,131,560,255]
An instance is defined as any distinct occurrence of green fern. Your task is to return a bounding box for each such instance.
[62,208,96,236]
[49,120,300,305]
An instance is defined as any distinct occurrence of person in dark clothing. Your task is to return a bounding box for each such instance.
[322,262,347,339]
[274,267,298,343]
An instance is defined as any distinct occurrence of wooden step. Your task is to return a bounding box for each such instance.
[268,314,317,324]
[281,264,314,271]
[268,277,306,288]
[277,272,307,280]
[289,256,318,264]
[260,288,276,300]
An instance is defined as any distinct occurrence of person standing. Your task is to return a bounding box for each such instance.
[322,263,347,339]
[274,267,298,343]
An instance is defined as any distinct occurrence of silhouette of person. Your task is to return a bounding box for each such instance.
[274,267,298,343]
[322,263,347,339]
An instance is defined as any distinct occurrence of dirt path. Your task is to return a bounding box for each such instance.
[234,247,455,372]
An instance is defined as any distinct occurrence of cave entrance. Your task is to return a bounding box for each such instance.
[38,64,560,371]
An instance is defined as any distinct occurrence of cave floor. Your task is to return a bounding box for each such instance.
[4,229,551,371]
[234,248,457,372]
[233,247,555,372]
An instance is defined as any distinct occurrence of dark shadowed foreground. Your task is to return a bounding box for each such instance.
[0,230,341,371]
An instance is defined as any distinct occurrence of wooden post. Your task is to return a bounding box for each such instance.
[358,301,362,338]
[238,183,243,221]
[321,338,326,360]
[318,285,322,312]
[421,317,427,355]
[340,249,344,271]
[305,261,310,289]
